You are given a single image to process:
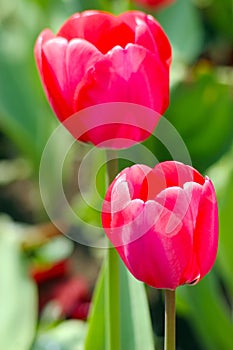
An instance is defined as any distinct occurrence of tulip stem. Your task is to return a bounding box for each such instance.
[106,150,118,184]
[106,150,120,350]
[164,289,176,350]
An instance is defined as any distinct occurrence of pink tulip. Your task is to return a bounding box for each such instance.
[133,0,175,9]
[102,161,218,290]
[35,11,171,148]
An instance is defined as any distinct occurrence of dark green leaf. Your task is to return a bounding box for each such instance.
[167,68,233,171]
[178,273,233,350]
[206,0,233,41]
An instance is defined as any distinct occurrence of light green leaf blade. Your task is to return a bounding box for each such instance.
[34,236,74,263]
[0,217,37,350]
[119,259,154,350]
[32,320,87,350]
[84,263,107,350]
[85,256,155,350]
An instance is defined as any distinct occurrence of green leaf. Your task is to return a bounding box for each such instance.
[0,3,57,171]
[72,147,106,228]
[206,0,233,41]
[85,257,154,350]
[167,67,233,171]
[84,263,106,350]
[0,217,37,350]
[0,52,56,170]
[76,0,111,11]
[32,320,87,350]
[208,144,233,296]
[178,273,233,350]
[157,0,204,64]
[34,236,74,263]
[119,259,154,349]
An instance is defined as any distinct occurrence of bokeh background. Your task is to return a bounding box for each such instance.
[0,0,232,349]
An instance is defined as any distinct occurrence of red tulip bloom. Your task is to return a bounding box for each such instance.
[35,11,171,148]
[134,0,175,9]
[102,161,218,290]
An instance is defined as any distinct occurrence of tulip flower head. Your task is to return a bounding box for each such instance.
[35,11,171,148]
[102,161,218,290]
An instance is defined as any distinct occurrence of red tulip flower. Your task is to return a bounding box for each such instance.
[35,11,171,148]
[102,161,218,290]
[133,0,175,9]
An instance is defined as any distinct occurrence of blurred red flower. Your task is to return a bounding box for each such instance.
[134,0,175,9]
[31,260,90,320]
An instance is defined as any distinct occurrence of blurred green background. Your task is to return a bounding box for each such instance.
[0,0,232,349]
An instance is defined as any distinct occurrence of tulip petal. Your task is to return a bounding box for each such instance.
[153,161,205,188]
[143,14,172,66]
[34,29,55,77]
[140,167,169,201]
[124,164,152,200]
[194,178,219,278]
[183,181,203,226]
[66,39,102,107]
[102,164,151,231]
[120,11,171,66]
[155,184,206,286]
[74,44,169,112]
[108,186,193,288]
[41,37,72,120]
[134,20,157,53]
[180,182,203,284]
[110,199,145,246]
[111,175,131,213]
[115,200,192,289]
[58,12,134,54]
[156,187,191,229]
[73,45,168,146]
[41,38,102,120]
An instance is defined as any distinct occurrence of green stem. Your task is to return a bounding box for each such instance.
[106,150,118,184]
[164,289,176,350]
[128,0,134,10]
[105,150,120,350]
